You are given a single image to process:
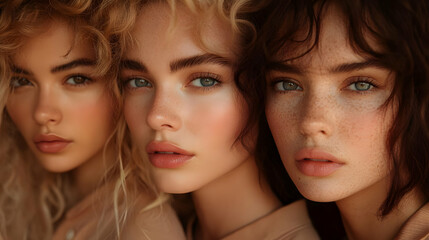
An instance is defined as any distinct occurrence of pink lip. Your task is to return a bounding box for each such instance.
[146,141,194,169]
[294,148,344,177]
[34,134,72,154]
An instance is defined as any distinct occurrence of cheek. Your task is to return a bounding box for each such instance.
[124,95,149,141]
[6,96,34,134]
[67,91,114,137]
[265,97,298,152]
[342,108,393,173]
[187,94,245,146]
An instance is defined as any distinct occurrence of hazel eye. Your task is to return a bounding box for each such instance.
[127,78,152,88]
[190,77,219,87]
[274,79,302,91]
[10,77,33,88]
[65,75,92,86]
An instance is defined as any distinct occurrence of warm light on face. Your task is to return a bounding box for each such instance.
[122,3,252,193]
[6,20,114,173]
[265,6,396,203]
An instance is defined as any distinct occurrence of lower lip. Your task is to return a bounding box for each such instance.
[296,159,343,177]
[148,153,193,169]
[35,141,71,153]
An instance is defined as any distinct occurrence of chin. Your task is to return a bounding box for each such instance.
[37,157,78,173]
[153,172,203,194]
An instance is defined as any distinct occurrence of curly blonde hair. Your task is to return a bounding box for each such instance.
[0,0,162,239]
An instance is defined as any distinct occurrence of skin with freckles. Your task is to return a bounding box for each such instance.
[266,8,395,203]
[122,3,251,194]
[265,4,427,239]
[6,20,114,174]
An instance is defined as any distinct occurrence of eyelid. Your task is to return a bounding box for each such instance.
[188,72,222,83]
[64,74,93,87]
[10,76,34,88]
[186,72,222,91]
[124,76,153,90]
[344,76,378,91]
[270,77,303,92]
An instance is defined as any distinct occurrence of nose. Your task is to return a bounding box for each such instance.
[299,92,334,138]
[33,87,62,126]
[146,88,181,131]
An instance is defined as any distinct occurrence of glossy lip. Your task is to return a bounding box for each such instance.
[33,134,72,154]
[146,141,194,169]
[294,148,344,177]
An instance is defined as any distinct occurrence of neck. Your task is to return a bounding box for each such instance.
[67,146,114,207]
[337,176,426,240]
[191,157,281,240]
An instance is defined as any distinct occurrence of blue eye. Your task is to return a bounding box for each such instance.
[10,77,33,88]
[65,75,92,86]
[127,78,152,88]
[190,77,219,87]
[274,79,302,91]
[348,81,374,91]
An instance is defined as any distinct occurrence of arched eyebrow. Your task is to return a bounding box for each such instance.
[121,53,231,74]
[12,66,31,75]
[12,58,95,75]
[268,59,387,74]
[330,59,386,73]
[169,53,231,72]
[50,58,95,73]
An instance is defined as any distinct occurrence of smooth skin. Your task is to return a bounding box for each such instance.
[122,3,280,239]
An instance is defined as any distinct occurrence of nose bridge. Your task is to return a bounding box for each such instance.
[299,88,334,137]
[146,86,181,131]
[33,84,62,125]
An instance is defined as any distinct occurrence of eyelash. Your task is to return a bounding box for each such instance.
[123,76,152,91]
[9,74,93,90]
[270,78,302,94]
[345,77,378,93]
[64,74,93,87]
[188,72,222,92]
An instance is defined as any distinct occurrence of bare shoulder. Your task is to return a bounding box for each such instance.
[121,194,186,240]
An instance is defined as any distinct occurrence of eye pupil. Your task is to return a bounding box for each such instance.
[355,82,371,91]
[18,78,29,85]
[73,76,85,84]
[200,78,215,87]
[283,82,298,90]
[135,79,150,87]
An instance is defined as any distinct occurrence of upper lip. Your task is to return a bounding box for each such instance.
[146,141,194,155]
[33,134,71,143]
[295,148,343,163]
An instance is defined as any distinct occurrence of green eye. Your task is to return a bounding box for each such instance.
[274,79,302,91]
[190,77,219,87]
[350,81,373,91]
[127,78,152,88]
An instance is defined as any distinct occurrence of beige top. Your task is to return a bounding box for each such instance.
[187,199,320,240]
[395,202,429,240]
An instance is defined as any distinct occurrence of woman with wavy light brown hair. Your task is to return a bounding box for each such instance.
[0,0,184,239]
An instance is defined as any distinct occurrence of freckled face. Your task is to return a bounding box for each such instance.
[6,20,114,173]
[265,6,396,202]
[122,3,251,193]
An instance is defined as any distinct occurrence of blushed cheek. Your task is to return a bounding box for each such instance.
[189,99,244,146]
[6,100,33,136]
[124,96,151,143]
[72,94,114,136]
[266,100,297,153]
